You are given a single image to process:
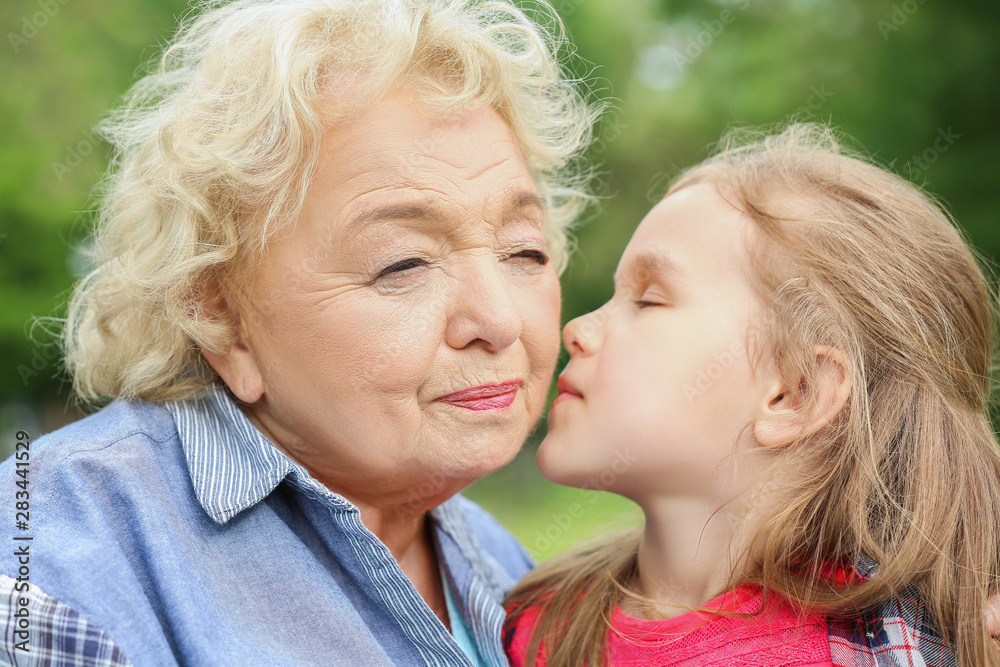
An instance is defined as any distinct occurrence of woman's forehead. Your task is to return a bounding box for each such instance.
[311,93,534,199]
[319,91,509,165]
[275,92,549,252]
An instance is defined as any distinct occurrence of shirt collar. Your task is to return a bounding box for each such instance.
[165,383,302,524]
[432,500,517,601]
[164,383,504,577]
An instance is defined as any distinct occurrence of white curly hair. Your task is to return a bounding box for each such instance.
[62,0,601,404]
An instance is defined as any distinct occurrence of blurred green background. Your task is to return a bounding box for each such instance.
[1,0,998,559]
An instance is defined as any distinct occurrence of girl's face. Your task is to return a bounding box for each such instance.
[538,183,775,501]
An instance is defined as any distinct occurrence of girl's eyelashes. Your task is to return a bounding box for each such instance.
[631,291,670,308]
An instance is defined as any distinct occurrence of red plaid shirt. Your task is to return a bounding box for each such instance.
[828,558,956,667]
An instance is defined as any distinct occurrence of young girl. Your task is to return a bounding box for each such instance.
[503,124,1000,666]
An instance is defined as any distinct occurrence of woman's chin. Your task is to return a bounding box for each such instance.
[448,439,523,481]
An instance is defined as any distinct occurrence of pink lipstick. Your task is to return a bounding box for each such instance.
[438,381,522,411]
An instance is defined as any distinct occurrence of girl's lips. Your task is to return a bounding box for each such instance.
[437,381,522,411]
[553,375,583,408]
[551,391,582,408]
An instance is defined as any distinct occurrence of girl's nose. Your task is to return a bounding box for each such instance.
[562,309,601,357]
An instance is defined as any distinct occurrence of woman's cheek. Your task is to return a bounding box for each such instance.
[528,276,562,397]
[533,271,563,350]
[340,293,444,392]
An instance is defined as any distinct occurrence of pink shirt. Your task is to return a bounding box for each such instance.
[505,585,833,666]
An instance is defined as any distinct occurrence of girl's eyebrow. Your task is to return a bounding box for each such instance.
[613,248,685,288]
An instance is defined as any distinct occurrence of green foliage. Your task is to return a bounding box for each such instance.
[1,0,192,402]
[463,445,642,561]
[556,0,1000,337]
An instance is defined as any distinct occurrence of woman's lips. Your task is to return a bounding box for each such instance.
[438,381,522,411]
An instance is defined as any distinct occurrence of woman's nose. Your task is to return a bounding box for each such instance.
[444,257,521,351]
[563,309,601,357]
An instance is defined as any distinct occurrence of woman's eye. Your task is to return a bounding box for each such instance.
[377,257,428,278]
[506,249,550,265]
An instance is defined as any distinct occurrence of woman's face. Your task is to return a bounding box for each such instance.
[210,91,561,507]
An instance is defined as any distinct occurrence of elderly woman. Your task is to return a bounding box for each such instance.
[0,0,597,664]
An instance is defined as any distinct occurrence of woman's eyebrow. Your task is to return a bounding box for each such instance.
[347,190,546,230]
[613,249,685,288]
[347,203,433,229]
[508,191,546,215]
[503,191,547,229]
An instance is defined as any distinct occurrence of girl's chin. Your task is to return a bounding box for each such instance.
[535,436,589,487]
[534,436,563,482]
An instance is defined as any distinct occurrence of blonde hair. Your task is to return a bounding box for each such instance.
[504,124,1000,666]
[63,0,600,404]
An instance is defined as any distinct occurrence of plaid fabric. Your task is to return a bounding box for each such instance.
[828,559,957,667]
[0,575,132,667]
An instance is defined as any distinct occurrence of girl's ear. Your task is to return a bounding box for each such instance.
[198,282,266,404]
[753,345,851,448]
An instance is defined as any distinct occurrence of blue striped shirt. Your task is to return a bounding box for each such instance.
[0,384,534,665]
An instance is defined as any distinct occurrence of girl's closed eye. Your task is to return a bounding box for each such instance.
[631,288,670,308]
[632,294,668,308]
[632,299,661,309]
